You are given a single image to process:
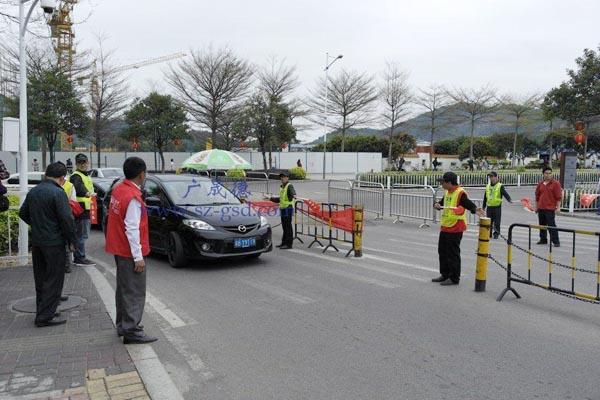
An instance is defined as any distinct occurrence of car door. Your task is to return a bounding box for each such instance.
[142,179,163,249]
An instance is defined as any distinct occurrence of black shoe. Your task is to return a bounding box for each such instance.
[431,275,447,282]
[553,243,560,248]
[536,241,548,245]
[60,295,69,302]
[279,245,293,250]
[35,317,67,327]
[123,333,158,344]
[275,244,284,248]
[74,259,96,266]
[117,325,145,337]
[440,278,459,286]
[65,265,72,273]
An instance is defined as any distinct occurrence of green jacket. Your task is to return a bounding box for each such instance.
[19,179,77,247]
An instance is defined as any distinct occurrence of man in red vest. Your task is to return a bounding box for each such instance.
[105,157,157,344]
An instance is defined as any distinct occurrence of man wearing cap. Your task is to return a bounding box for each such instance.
[70,153,96,266]
[433,172,485,285]
[483,171,513,239]
[264,172,296,249]
[19,163,77,327]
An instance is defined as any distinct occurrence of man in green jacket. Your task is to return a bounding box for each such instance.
[19,163,77,327]
[483,171,513,239]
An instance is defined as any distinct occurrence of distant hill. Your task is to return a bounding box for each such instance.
[307,106,568,145]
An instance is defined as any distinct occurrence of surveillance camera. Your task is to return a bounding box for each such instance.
[40,0,56,14]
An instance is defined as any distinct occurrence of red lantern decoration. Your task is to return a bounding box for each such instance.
[174,138,181,146]
[281,143,287,149]
[241,141,248,148]
[132,142,138,150]
[574,132,586,145]
[66,134,74,143]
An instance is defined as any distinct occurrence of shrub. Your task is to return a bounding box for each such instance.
[0,195,21,255]
[226,168,246,178]
[516,166,526,173]
[288,167,306,180]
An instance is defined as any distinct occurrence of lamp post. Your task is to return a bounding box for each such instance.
[18,0,55,264]
[322,53,343,180]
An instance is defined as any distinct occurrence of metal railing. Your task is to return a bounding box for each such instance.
[328,180,385,219]
[217,173,270,198]
[389,184,437,228]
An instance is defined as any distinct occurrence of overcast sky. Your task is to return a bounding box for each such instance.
[71,0,600,142]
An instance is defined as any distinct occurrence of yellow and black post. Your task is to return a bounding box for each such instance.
[351,205,363,258]
[475,217,491,292]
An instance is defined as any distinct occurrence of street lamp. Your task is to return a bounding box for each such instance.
[18,0,56,264]
[322,53,343,180]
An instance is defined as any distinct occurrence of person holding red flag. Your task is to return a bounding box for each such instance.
[432,172,485,286]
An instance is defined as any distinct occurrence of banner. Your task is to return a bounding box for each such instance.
[300,199,356,233]
[90,196,98,224]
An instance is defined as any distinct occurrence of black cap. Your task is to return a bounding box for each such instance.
[487,171,498,177]
[436,171,458,185]
[75,153,88,163]
[279,172,289,178]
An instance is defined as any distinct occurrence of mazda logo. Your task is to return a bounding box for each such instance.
[238,225,247,233]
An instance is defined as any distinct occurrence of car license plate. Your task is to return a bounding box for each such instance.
[234,238,256,248]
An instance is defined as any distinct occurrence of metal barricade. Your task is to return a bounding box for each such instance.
[328,180,353,206]
[498,223,600,303]
[216,174,270,198]
[389,184,437,228]
[351,181,385,219]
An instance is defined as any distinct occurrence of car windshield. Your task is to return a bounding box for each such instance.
[163,179,241,206]
[101,169,124,178]
[95,181,112,192]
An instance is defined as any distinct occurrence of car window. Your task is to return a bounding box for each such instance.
[143,180,160,198]
[163,179,241,205]
[90,170,98,177]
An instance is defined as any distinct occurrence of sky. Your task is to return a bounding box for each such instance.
[61,0,600,142]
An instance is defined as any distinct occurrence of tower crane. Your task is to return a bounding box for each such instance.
[47,0,78,75]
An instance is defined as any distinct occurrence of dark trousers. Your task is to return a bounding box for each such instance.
[438,231,463,283]
[280,206,294,246]
[486,206,502,236]
[538,209,559,244]
[115,255,146,336]
[32,245,66,324]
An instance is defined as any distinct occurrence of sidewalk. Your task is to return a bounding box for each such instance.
[0,265,150,400]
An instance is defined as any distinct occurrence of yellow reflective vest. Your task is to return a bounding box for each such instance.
[72,170,94,210]
[279,183,294,208]
[440,187,467,229]
[485,182,503,207]
[62,180,74,199]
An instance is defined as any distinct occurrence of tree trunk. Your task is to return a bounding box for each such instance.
[387,126,394,168]
[158,147,165,174]
[41,136,47,170]
[469,118,475,161]
[512,117,520,167]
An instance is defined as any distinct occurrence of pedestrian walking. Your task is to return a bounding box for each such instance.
[170,158,174,171]
[264,172,296,249]
[483,171,513,239]
[534,167,562,247]
[468,159,474,171]
[32,159,39,172]
[70,153,96,266]
[19,162,77,327]
[66,158,73,174]
[432,172,485,285]
[297,159,302,168]
[105,157,157,344]
[432,157,440,171]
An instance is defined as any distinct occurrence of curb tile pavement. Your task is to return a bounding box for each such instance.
[0,265,150,400]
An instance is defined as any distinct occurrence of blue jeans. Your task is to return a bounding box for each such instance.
[74,218,90,261]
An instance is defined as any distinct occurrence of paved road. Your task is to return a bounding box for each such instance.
[86,181,600,400]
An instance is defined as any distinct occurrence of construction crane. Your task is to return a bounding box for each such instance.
[47,0,78,75]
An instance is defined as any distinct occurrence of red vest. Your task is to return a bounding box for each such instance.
[105,179,150,258]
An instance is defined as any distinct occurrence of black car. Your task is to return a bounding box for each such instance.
[92,177,120,228]
[103,174,272,267]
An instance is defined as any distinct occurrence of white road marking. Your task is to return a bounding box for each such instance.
[387,238,437,248]
[360,253,438,274]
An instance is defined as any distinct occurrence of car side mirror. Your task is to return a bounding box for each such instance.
[145,196,163,207]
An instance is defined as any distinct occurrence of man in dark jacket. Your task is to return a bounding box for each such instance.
[19,163,77,327]
[70,153,96,266]
[264,172,296,249]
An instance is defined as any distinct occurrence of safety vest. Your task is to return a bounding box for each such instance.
[485,182,503,207]
[279,183,294,209]
[72,170,94,210]
[62,180,73,199]
[440,187,467,228]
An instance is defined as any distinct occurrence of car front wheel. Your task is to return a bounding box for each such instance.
[167,231,187,268]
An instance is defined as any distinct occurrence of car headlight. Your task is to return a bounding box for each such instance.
[183,219,216,231]
[260,216,269,227]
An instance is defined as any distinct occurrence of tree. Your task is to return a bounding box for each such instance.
[167,46,253,148]
[85,38,129,167]
[379,62,411,168]
[499,93,541,166]
[413,85,454,167]
[311,133,416,156]
[447,84,500,161]
[257,56,299,100]
[233,92,296,170]
[308,69,378,152]
[123,92,189,173]
[458,138,493,161]
[27,66,88,163]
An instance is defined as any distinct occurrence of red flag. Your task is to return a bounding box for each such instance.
[580,194,600,207]
[520,198,535,213]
